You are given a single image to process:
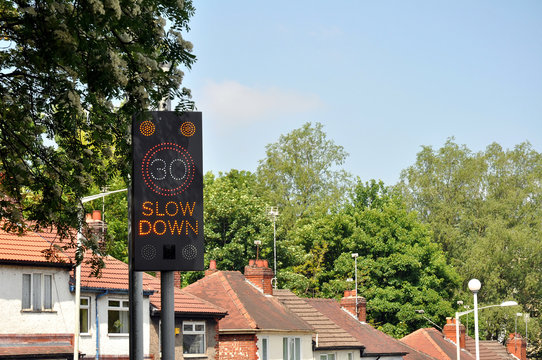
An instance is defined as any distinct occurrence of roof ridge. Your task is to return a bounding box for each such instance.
[218,272,258,329]
[422,328,451,360]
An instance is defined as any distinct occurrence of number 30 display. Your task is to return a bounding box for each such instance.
[141,142,195,196]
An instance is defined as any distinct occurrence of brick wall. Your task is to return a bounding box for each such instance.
[218,334,258,360]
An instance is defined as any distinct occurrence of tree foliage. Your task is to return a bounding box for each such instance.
[257,122,350,230]
[203,170,272,272]
[0,0,195,241]
[399,139,542,352]
[279,180,459,338]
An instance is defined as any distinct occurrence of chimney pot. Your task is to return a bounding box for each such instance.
[256,259,264,267]
[263,259,269,267]
[205,260,218,276]
[92,210,101,221]
[249,259,255,266]
[85,213,93,222]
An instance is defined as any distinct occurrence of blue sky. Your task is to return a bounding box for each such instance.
[181,1,542,185]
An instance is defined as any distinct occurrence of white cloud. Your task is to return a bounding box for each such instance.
[197,80,323,127]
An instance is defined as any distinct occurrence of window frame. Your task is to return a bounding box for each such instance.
[182,321,206,355]
[80,296,91,335]
[260,336,269,360]
[320,353,336,360]
[283,337,301,360]
[22,273,53,311]
[107,299,129,335]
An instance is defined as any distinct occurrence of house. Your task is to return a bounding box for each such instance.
[182,259,315,360]
[276,289,436,360]
[401,318,527,360]
[0,224,78,359]
[184,259,439,360]
[0,213,226,360]
[147,272,227,359]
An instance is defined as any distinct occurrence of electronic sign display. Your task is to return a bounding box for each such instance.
[132,111,203,271]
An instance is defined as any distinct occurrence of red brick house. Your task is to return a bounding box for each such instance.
[182,260,314,360]
[401,318,527,360]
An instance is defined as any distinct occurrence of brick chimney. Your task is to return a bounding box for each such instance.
[340,290,367,322]
[205,259,218,277]
[443,317,466,349]
[244,259,274,295]
[506,333,527,360]
[85,210,107,242]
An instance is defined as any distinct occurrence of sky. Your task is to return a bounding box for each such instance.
[180,1,542,185]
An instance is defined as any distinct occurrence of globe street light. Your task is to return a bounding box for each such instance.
[468,279,482,360]
[455,300,517,359]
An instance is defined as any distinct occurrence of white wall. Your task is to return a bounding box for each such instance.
[79,293,151,357]
[257,333,313,360]
[0,265,75,334]
[0,265,151,358]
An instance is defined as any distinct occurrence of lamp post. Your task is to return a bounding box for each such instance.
[74,188,127,360]
[454,290,517,360]
[351,253,358,317]
[468,279,481,360]
[267,206,279,289]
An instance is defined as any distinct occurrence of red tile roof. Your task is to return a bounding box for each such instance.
[306,298,435,359]
[401,328,476,360]
[0,225,225,317]
[183,271,313,332]
[401,328,516,360]
[147,275,227,317]
[274,289,363,350]
[0,226,74,266]
[80,256,226,317]
[466,337,516,360]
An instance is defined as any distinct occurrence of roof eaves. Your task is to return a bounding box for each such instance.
[0,259,73,268]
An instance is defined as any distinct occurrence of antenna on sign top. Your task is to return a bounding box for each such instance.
[266,206,279,289]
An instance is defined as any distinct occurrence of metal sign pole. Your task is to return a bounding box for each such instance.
[161,272,175,360]
[129,177,144,360]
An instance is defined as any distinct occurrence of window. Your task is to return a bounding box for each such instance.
[22,273,53,311]
[347,353,353,360]
[183,321,205,354]
[108,299,129,334]
[261,337,269,360]
[80,297,90,334]
[283,337,301,360]
[320,354,336,360]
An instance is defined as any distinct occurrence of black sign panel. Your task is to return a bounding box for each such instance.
[132,111,203,271]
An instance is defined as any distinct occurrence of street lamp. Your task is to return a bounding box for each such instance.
[74,188,127,359]
[468,279,481,360]
[267,206,279,289]
[455,295,518,359]
[351,253,358,317]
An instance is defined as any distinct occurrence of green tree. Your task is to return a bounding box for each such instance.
[257,122,351,230]
[281,180,459,338]
[0,0,195,243]
[399,139,542,348]
[203,170,272,272]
